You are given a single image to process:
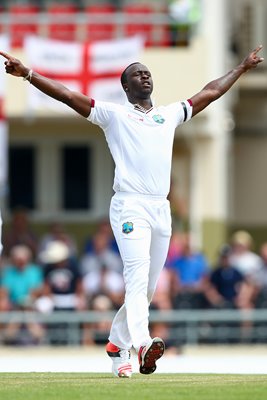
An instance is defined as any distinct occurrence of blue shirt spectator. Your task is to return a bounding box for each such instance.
[171,252,209,287]
[166,233,210,309]
[1,245,43,308]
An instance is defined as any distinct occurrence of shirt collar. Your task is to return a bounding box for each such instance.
[124,98,155,114]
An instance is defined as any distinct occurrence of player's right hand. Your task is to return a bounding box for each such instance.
[0,51,29,78]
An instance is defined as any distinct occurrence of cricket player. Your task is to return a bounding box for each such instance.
[0,45,263,378]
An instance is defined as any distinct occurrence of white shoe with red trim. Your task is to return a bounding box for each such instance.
[106,342,132,378]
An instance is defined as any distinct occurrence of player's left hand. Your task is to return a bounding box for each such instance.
[241,45,264,72]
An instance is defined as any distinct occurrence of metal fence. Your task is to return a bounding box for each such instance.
[1,309,267,346]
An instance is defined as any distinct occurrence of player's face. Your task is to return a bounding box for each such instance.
[125,63,153,99]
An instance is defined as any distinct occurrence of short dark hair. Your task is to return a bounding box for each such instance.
[120,62,140,86]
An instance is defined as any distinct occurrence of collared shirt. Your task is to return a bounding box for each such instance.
[88,99,192,196]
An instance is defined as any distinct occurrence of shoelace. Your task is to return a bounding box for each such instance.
[118,349,130,363]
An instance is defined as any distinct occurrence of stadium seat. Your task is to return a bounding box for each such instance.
[122,4,155,47]
[9,5,40,48]
[85,5,117,42]
[47,4,78,41]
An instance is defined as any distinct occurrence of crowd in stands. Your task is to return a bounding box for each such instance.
[1,207,267,349]
[0,1,201,48]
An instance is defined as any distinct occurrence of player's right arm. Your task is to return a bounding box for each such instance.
[0,51,92,118]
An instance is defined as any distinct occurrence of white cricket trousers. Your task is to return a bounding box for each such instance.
[108,192,172,351]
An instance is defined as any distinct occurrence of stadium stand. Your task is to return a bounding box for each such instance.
[85,4,117,42]
[46,3,79,41]
[9,4,40,48]
[0,1,175,47]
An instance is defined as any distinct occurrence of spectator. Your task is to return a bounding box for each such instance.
[80,230,124,309]
[38,221,78,261]
[253,242,267,308]
[38,240,85,312]
[206,244,247,309]
[3,207,39,260]
[0,287,10,312]
[229,230,263,285]
[82,294,114,346]
[37,240,86,345]
[165,230,184,266]
[84,218,119,255]
[150,266,181,354]
[167,232,210,309]
[81,226,124,347]
[229,232,264,341]
[1,245,43,309]
[1,244,44,345]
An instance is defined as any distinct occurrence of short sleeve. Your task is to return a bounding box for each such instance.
[165,100,193,127]
[87,100,118,130]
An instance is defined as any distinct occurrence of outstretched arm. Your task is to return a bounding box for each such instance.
[0,51,92,118]
[190,45,264,117]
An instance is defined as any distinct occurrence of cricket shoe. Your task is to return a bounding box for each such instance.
[106,342,132,378]
[138,337,165,375]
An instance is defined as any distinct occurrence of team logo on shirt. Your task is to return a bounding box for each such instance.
[152,114,165,124]
[122,221,134,234]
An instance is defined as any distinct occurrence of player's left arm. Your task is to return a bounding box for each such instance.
[189,45,264,117]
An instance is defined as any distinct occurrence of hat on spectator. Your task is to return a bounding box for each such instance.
[231,230,253,248]
[39,240,69,264]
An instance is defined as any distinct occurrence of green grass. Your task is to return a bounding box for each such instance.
[0,373,266,400]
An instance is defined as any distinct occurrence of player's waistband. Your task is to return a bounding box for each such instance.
[114,191,167,201]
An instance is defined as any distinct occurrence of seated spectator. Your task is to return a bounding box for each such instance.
[38,221,78,261]
[1,245,44,345]
[151,267,174,311]
[206,244,247,309]
[227,230,263,310]
[253,242,267,308]
[229,230,263,282]
[80,228,124,346]
[84,218,119,255]
[0,287,10,311]
[2,245,43,309]
[80,230,124,309]
[37,240,86,345]
[38,240,85,312]
[167,232,210,309]
[3,207,39,261]
[165,230,184,266]
[82,294,113,346]
[150,267,181,354]
[205,244,255,343]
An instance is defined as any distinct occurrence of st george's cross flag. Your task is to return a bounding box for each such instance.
[24,35,144,113]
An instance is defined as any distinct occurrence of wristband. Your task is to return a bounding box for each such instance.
[23,69,33,83]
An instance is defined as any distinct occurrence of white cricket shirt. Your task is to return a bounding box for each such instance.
[88,99,192,197]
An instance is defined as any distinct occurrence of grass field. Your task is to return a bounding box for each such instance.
[0,373,266,400]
